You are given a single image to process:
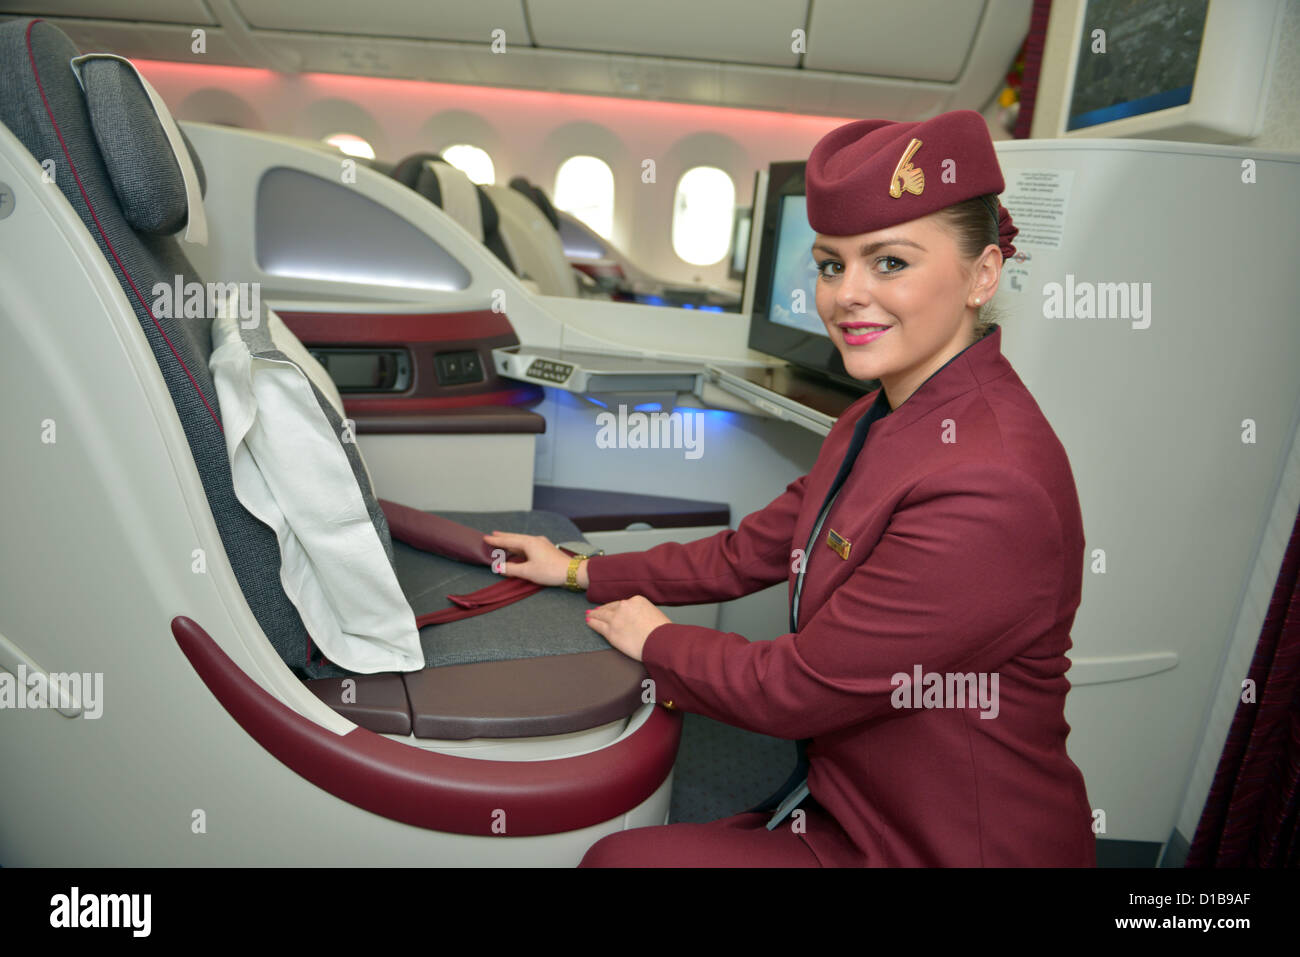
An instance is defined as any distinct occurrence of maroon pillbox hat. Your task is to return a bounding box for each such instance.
[806,109,1018,258]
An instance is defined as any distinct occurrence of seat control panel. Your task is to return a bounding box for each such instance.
[493,346,700,394]
[525,357,574,384]
[309,347,412,393]
[434,349,485,386]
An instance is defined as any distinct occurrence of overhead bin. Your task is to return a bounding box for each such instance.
[232,0,530,44]
[528,0,804,67]
[0,0,215,25]
[804,0,986,82]
[3,0,1035,116]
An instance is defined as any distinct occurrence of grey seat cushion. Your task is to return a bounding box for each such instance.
[227,312,398,570]
[396,510,611,668]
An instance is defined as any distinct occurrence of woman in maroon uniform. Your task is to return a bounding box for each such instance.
[486,110,1094,867]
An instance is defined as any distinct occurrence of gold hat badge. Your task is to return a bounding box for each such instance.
[889,137,925,198]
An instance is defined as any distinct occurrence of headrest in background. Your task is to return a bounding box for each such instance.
[389,151,444,189]
[389,151,516,274]
[425,160,483,243]
[509,176,560,232]
[472,183,515,274]
[408,161,443,207]
[71,53,207,242]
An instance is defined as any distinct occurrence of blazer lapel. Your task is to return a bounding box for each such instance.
[788,326,1014,629]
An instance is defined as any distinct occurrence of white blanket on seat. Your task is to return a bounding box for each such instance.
[209,309,423,674]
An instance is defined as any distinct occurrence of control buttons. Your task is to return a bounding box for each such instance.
[434,350,485,386]
[0,182,14,220]
[526,358,573,383]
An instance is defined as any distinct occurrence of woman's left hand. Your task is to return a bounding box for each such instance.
[585,596,671,662]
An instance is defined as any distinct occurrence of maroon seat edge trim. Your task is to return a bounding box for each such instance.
[351,408,547,435]
[276,309,513,344]
[171,616,681,836]
[342,388,543,414]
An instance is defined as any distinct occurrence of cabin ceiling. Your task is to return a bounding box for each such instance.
[1,0,1032,118]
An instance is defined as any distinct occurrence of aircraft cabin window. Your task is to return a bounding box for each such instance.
[441,144,496,185]
[672,166,735,266]
[554,155,614,240]
[323,132,376,160]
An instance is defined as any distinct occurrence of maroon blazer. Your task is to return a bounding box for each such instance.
[586,327,1095,866]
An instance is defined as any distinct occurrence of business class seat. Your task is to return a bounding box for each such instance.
[483,183,580,298]
[0,18,677,861]
[506,175,622,298]
[389,151,520,277]
[389,152,578,297]
[509,175,562,232]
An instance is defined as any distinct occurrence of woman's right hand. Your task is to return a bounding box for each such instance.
[482,531,583,588]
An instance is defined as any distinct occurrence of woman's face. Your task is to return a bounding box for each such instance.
[812,213,999,408]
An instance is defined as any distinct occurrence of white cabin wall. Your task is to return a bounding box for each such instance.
[1005,0,1300,860]
[134,60,857,294]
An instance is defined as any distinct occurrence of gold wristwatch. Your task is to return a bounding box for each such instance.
[561,543,604,591]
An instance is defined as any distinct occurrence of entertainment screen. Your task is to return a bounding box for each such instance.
[1066,0,1209,131]
[747,161,872,394]
[766,194,824,338]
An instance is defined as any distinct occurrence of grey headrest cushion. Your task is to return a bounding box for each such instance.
[78,56,205,235]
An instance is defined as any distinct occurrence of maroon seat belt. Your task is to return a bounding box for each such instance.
[378,499,579,628]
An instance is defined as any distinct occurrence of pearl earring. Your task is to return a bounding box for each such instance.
[974,297,981,305]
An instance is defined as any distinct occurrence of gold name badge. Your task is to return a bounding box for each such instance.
[826,528,851,560]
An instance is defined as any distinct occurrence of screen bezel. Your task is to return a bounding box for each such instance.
[1063,0,1206,134]
[747,161,871,394]
[1050,0,1279,142]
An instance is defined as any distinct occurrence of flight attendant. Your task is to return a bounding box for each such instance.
[486,110,1094,867]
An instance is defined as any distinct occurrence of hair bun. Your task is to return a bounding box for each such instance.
[997,203,1018,260]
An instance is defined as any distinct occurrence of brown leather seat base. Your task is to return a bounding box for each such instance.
[306,672,411,736]
[305,649,647,740]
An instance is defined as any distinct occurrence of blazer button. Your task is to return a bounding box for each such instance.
[661,699,676,710]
